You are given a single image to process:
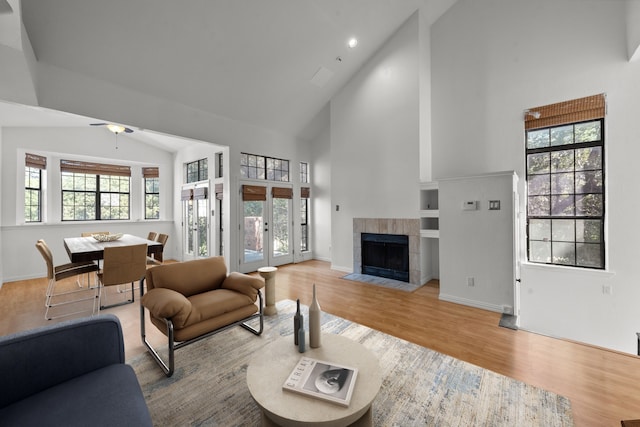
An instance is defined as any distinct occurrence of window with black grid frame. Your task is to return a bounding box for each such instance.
[60,160,131,221]
[25,153,46,223]
[525,94,605,269]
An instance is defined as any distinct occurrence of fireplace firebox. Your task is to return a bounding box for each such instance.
[361,233,409,282]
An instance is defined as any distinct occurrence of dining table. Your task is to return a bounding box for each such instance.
[64,233,163,263]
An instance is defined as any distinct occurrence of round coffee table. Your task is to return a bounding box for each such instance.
[247,333,381,427]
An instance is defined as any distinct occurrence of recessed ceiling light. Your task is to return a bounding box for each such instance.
[348,38,358,49]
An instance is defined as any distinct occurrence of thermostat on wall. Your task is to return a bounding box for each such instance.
[462,200,478,211]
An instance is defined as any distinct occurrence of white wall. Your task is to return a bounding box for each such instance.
[431,0,640,353]
[0,127,174,281]
[330,12,421,272]
[438,172,516,314]
[309,123,332,262]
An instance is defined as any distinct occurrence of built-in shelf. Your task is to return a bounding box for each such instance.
[419,182,439,239]
[419,209,439,218]
[420,229,440,238]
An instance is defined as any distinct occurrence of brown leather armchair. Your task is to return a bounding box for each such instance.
[140,256,264,376]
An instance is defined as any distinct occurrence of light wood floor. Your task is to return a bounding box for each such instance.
[2,259,639,426]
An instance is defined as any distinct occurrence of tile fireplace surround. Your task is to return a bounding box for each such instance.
[353,218,421,286]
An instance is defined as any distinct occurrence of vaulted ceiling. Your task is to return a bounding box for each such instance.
[11,0,455,144]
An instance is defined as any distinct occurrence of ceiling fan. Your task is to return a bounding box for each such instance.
[90,123,133,149]
[90,123,134,134]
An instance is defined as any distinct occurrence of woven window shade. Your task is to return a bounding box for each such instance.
[181,189,193,201]
[272,187,293,199]
[243,185,266,201]
[60,159,131,177]
[524,94,606,130]
[301,187,310,198]
[25,153,46,169]
[194,187,208,200]
[142,167,159,178]
[215,183,223,200]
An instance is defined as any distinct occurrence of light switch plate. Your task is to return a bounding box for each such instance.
[462,201,478,211]
[489,200,501,210]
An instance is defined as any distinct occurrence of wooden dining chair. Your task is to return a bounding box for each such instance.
[36,240,100,320]
[147,233,169,265]
[97,244,147,310]
[79,232,109,279]
[147,232,158,241]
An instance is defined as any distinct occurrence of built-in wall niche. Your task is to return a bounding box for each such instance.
[419,182,439,238]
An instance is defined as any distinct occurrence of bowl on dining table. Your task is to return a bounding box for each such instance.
[92,233,123,242]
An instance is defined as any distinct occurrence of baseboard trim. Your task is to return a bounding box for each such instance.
[439,293,505,313]
[331,264,352,274]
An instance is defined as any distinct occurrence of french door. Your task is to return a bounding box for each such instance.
[239,183,293,272]
[182,184,210,260]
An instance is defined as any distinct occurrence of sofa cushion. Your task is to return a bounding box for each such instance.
[146,256,228,297]
[186,289,256,325]
[171,304,259,342]
[0,364,152,427]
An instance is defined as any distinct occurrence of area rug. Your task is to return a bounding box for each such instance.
[342,273,422,292]
[130,300,574,426]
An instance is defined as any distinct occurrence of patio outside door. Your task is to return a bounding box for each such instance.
[239,184,293,273]
[182,184,210,260]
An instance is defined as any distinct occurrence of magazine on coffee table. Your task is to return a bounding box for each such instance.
[282,356,358,407]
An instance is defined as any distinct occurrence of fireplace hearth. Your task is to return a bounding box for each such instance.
[361,233,409,282]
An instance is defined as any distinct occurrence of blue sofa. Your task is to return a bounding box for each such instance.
[0,314,152,427]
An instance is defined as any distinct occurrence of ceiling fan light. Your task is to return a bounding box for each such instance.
[106,124,125,134]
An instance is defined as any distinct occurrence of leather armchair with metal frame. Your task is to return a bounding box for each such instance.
[140,256,264,377]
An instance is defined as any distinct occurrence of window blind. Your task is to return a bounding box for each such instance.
[272,187,293,199]
[215,183,223,200]
[524,93,606,130]
[25,153,46,169]
[60,159,131,177]
[142,167,159,178]
[242,185,266,201]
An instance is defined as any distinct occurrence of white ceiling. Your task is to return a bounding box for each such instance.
[5,0,456,150]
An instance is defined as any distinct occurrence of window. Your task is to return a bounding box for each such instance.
[300,162,310,252]
[300,162,308,184]
[186,158,208,183]
[241,153,289,182]
[61,160,131,221]
[143,167,160,219]
[525,94,605,269]
[300,187,310,252]
[216,152,223,178]
[266,157,289,181]
[25,153,46,223]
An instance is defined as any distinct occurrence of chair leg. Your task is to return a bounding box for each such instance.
[140,278,175,376]
[99,281,135,310]
[140,286,264,378]
[45,278,100,320]
[240,292,264,336]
